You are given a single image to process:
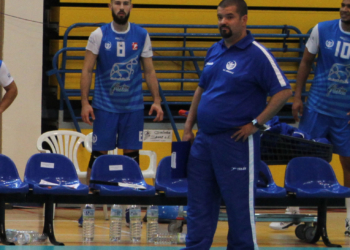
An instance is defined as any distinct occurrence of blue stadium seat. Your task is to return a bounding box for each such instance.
[155,156,188,197]
[256,161,286,198]
[0,154,28,194]
[90,155,155,196]
[285,157,350,198]
[24,153,89,195]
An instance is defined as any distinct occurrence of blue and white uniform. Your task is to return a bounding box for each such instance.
[86,22,153,150]
[299,19,350,156]
[183,31,290,250]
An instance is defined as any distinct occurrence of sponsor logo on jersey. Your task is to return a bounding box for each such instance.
[105,42,112,50]
[132,42,138,50]
[110,56,138,81]
[223,61,237,74]
[327,84,347,96]
[328,63,350,84]
[341,36,350,41]
[115,37,124,41]
[110,83,130,94]
[325,40,334,49]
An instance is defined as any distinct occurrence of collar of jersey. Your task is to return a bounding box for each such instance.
[219,30,254,50]
[338,19,350,35]
[110,22,131,34]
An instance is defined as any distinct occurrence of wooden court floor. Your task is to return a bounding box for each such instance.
[4,206,350,249]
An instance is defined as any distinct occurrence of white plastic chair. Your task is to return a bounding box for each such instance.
[37,130,109,220]
[84,132,158,181]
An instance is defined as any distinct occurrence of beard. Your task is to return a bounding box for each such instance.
[112,10,130,25]
[219,25,233,39]
[341,18,350,25]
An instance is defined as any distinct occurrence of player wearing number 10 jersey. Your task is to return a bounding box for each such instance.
[288,0,350,234]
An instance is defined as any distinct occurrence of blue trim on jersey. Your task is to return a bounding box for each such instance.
[0,60,2,68]
[92,22,147,113]
[307,19,350,118]
[197,31,290,134]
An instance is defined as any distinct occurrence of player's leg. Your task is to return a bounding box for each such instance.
[79,109,119,226]
[211,130,259,250]
[117,110,144,226]
[88,109,119,183]
[182,131,221,250]
[270,107,329,230]
[328,116,350,235]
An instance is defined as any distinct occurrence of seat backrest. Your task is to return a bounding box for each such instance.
[90,155,144,183]
[37,130,86,176]
[85,132,157,179]
[285,157,338,188]
[156,156,171,184]
[257,161,274,187]
[24,153,80,186]
[0,154,22,181]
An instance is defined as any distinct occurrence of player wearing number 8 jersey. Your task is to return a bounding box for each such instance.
[288,0,350,234]
[80,0,163,186]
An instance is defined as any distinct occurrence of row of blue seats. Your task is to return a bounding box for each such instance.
[0,153,347,247]
[1,152,348,200]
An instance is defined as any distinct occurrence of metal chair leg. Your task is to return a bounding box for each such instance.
[43,196,64,246]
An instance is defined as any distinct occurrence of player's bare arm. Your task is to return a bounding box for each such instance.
[183,86,204,143]
[80,50,98,125]
[0,81,17,114]
[141,57,164,122]
[292,48,316,122]
[232,89,292,142]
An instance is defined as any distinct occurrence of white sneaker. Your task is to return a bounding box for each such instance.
[345,218,350,236]
[269,222,294,230]
[269,207,300,230]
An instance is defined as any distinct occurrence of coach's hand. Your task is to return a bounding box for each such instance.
[292,97,303,122]
[182,130,195,144]
[149,102,164,122]
[231,123,258,142]
[81,103,95,126]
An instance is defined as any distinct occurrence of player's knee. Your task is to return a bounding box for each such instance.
[124,151,139,165]
[88,151,104,169]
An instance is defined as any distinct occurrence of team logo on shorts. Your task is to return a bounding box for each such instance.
[92,134,98,144]
[325,40,334,49]
[226,61,237,70]
[105,42,112,50]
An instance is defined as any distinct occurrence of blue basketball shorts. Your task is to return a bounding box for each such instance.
[299,107,350,157]
[92,109,144,151]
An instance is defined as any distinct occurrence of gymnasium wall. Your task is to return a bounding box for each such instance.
[52,0,344,186]
[2,0,43,178]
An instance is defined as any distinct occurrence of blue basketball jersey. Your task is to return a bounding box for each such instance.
[92,23,148,113]
[307,19,350,118]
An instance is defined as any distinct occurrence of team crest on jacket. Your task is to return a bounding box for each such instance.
[226,61,237,70]
[132,42,138,50]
